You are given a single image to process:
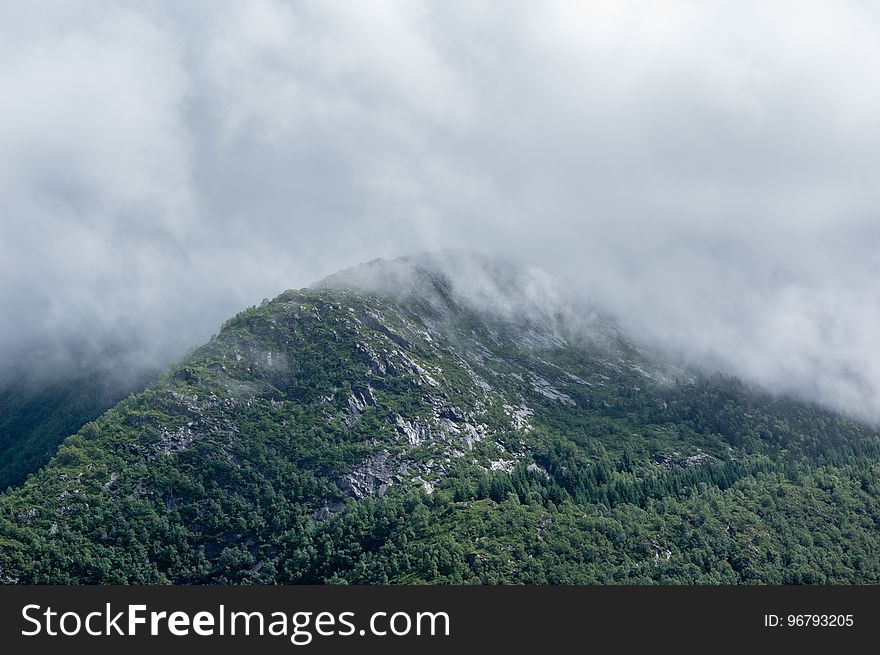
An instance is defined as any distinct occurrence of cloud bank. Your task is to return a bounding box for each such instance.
[2,1,880,420]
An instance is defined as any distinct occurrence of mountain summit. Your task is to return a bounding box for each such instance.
[1,253,879,584]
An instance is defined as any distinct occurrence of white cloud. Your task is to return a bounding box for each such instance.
[3,0,880,420]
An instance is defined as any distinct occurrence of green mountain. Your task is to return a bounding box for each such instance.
[1,253,879,584]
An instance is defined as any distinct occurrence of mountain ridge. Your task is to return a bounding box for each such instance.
[1,253,879,584]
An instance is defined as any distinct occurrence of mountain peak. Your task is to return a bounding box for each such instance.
[316,250,556,308]
[314,250,600,351]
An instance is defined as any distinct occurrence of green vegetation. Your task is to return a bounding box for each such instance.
[1,284,878,584]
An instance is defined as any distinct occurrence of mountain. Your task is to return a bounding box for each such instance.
[1,253,879,584]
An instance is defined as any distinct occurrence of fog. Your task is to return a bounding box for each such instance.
[2,1,880,421]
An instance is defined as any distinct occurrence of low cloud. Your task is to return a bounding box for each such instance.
[2,1,880,421]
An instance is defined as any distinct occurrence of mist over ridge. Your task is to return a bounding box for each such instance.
[3,1,880,424]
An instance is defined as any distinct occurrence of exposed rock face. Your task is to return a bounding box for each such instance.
[653,450,719,469]
[341,451,409,499]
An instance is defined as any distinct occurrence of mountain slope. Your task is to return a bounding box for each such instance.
[2,254,879,584]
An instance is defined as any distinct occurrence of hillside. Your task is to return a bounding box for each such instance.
[1,254,879,584]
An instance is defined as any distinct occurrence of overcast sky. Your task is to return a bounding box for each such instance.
[3,1,880,419]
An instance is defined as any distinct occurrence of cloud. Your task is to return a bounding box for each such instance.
[2,1,880,420]
[0,2,194,362]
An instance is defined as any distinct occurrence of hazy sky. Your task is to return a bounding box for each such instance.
[3,1,880,419]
